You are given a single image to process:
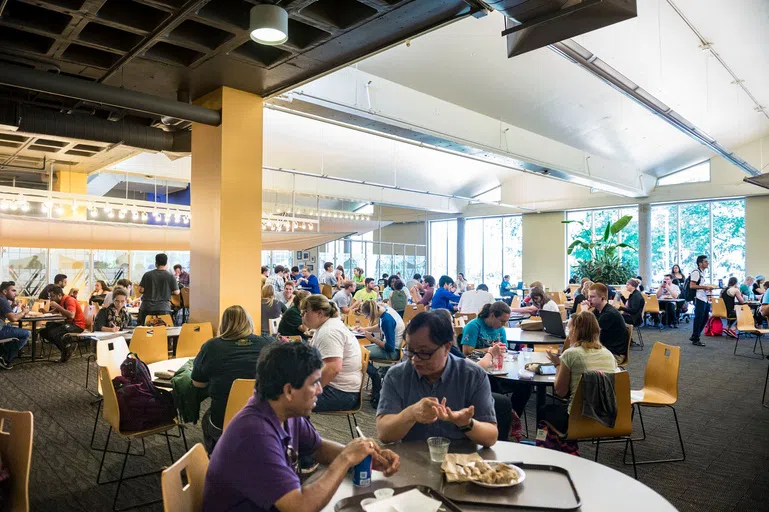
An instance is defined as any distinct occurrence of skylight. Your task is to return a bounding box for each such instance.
[657,161,711,186]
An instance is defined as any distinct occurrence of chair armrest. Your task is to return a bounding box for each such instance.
[0,337,19,344]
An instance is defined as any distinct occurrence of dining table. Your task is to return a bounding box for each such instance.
[504,327,567,346]
[489,351,555,424]
[17,313,65,362]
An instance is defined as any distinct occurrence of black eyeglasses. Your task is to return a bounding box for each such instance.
[402,345,442,361]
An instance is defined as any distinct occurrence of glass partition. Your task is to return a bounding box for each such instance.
[93,250,130,288]
[0,247,47,297]
[50,249,90,295]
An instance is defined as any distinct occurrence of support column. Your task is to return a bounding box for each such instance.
[638,203,652,284]
[456,217,466,276]
[190,87,263,329]
[53,170,87,219]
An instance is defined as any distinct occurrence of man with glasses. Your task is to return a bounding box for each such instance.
[376,310,498,447]
[0,281,30,370]
[204,343,400,511]
[689,255,715,347]
[93,288,130,332]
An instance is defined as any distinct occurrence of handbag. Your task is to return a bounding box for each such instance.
[520,318,543,331]
[113,352,176,431]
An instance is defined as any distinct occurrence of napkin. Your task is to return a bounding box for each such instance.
[440,453,484,483]
[362,489,442,512]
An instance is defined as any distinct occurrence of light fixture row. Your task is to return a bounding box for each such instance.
[266,206,372,221]
[261,219,315,232]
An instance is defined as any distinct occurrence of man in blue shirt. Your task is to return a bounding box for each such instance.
[376,310,498,446]
[499,275,516,297]
[431,276,461,312]
[0,281,31,370]
[297,267,320,295]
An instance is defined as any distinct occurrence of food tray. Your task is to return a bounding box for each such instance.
[334,485,461,512]
[440,462,581,510]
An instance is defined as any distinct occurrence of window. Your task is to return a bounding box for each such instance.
[657,161,710,186]
[93,250,130,288]
[0,247,47,297]
[50,249,90,295]
[651,199,745,284]
[429,220,452,277]
[566,207,639,276]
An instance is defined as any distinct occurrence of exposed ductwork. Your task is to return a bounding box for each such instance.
[0,100,191,153]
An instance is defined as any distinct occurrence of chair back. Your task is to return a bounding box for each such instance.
[181,287,191,308]
[96,336,129,395]
[551,291,566,305]
[320,284,333,299]
[354,347,371,412]
[146,314,174,327]
[618,325,632,366]
[569,284,580,294]
[510,295,521,309]
[454,312,477,322]
[0,408,33,512]
[176,323,213,358]
[533,344,560,353]
[223,379,256,430]
[268,317,280,336]
[416,304,426,313]
[558,304,567,321]
[711,297,727,319]
[161,443,209,512]
[130,326,169,364]
[736,304,755,332]
[567,370,632,440]
[99,366,122,431]
[643,294,660,314]
[32,300,49,313]
[403,305,418,325]
[643,342,680,401]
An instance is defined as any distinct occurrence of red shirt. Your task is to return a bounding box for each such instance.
[61,295,86,329]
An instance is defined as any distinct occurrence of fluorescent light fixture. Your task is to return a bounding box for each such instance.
[592,58,638,90]
[249,5,288,46]
[634,88,670,113]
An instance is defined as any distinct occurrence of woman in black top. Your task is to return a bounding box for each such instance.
[570,280,592,316]
[88,280,110,305]
[619,278,645,326]
[753,275,765,298]
[671,265,685,287]
[278,290,310,339]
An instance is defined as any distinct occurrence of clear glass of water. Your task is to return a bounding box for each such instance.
[522,347,533,360]
[427,437,450,463]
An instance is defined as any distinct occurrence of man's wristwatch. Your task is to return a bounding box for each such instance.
[458,419,475,432]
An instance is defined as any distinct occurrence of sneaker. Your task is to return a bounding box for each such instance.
[725,329,738,339]
[0,356,12,370]
[692,340,706,347]
[60,342,78,363]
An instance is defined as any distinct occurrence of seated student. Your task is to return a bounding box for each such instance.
[540,312,618,433]
[413,275,436,306]
[334,266,346,288]
[721,277,746,337]
[0,281,30,370]
[41,286,86,362]
[405,273,422,293]
[93,288,130,332]
[192,305,274,453]
[753,275,765,300]
[261,284,287,336]
[203,342,400,511]
[740,276,755,301]
[760,281,769,322]
[376,310,498,447]
[499,275,516,297]
[656,274,681,327]
[39,274,67,301]
[357,299,406,406]
[88,280,110,305]
[301,295,362,412]
[266,265,286,296]
[585,283,628,364]
[353,277,378,304]
[352,267,365,290]
[297,267,320,295]
[381,276,395,302]
[278,290,310,340]
[521,281,543,305]
[457,283,495,315]
[290,266,301,282]
[319,262,337,288]
[103,279,132,308]
[431,276,461,312]
[570,280,592,316]
[332,281,355,314]
[278,280,295,305]
[389,278,408,318]
[511,287,559,315]
[618,278,645,326]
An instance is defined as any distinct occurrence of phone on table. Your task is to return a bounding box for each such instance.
[539,364,557,375]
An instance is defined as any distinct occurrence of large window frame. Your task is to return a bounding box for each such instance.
[316,239,426,280]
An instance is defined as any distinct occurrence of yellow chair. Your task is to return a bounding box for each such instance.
[643,295,661,328]
[510,295,521,309]
[617,325,633,367]
[315,347,370,439]
[551,291,566,305]
[97,367,187,511]
[625,342,684,465]
[161,443,209,512]
[454,312,477,322]
[223,379,256,430]
[710,297,729,319]
[533,344,560,353]
[130,326,169,364]
[320,284,333,299]
[403,305,419,325]
[176,323,213,358]
[564,370,637,479]
[0,408,33,512]
[734,304,768,358]
[416,304,426,313]
[145,314,174,327]
[32,300,49,313]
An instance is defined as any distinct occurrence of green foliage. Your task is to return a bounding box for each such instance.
[572,254,636,285]
[563,214,637,283]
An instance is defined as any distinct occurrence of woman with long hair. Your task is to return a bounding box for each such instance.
[357,299,405,361]
[88,279,111,305]
[511,286,559,315]
[278,290,310,339]
[671,265,685,287]
[334,265,346,288]
[721,276,746,335]
[571,280,593,315]
[191,305,274,453]
[260,284,286,336]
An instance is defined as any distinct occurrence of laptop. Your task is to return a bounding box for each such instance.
[540,309,568,339]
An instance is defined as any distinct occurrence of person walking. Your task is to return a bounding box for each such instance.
[689,255,714,347]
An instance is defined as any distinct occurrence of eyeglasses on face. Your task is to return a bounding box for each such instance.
[402,345,442,361]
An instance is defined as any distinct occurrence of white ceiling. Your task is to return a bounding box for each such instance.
[357,0,769,177]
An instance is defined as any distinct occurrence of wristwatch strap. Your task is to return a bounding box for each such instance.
[458,418,474,432]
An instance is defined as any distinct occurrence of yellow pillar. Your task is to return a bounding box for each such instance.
[190,87,263,330]
[53,170,88,219]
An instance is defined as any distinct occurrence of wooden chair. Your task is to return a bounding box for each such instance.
[0,408,33,512]
[32,300,49,313]
[320,284,333,299]
[130,326,168,364]
[565,370,637,479]
[734,304,768,358]
[91,336,130,450]
[223,379,255,430]
[314,347,370,439]
[453,316,465,338]
[558,304,567,321]
[617,325,633,367]
[454,312,477,322]
[85,303,100,332]
[176,323,213,358]
[510,295,521,309]
[551,291,566,305]
[643,295,662,329]
[625,343,684,465]
[180,288,191,323]
[268,317,280,336]
[145,314,174,327]
[710,297,729,319]
[533,344,560,353]
[416,304,426,313]
[97,366,187,511]
[403,305,419,325]
[161,443,209,512]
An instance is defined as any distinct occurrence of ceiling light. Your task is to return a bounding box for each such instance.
[183,215,190,225]
[90,208,98,217]
[118,209,127,219]
[154,211,162,221]
[55,206,64,215]
[19,201,29,212]
[0,201,8,211]
[141,212,148,221]
[107,211,115,219]
[132,211,139,221]
[249,5,288,46]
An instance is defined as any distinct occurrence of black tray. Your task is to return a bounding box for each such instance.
[440,462,582,510]
[334,485,461,512]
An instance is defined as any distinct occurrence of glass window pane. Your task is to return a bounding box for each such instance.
[503,216,523,284]
[651,205,679,283]
[392,245,404,280]
[93,250,130,288]
[447,220,457,278]
[415,245,426,276]
[350,241,365,276]
[617,207,639,273]
[165,251,191,275]
[566,211,591,273]
[464,219,483,286]
[483,218,503,286]
[405,246,416,281]
[50,249,90,295]
[365,242,377,279]
[430,221,447,276]
[712,199,745,283]
[261,251,271,268]
[132,251,157,283]
[1,247,47,297]
[679,203,712,282]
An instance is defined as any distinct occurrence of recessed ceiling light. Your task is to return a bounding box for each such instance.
[250,5,288,46]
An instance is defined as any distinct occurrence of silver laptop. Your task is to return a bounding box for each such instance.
[540,309,568,339]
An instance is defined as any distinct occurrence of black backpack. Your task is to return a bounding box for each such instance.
[683,272,699,302]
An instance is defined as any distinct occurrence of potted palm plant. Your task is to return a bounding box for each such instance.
[562,215,637,284]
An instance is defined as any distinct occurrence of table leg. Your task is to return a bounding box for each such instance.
[535,384,547,425]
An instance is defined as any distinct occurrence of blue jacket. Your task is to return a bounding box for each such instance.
[431,287,461,312]
[299,274,320,294]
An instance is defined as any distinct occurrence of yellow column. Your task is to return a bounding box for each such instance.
[190,87,263,330]
[53,170,88,219]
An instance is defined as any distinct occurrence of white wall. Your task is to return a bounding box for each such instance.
[522,212,566,291]
[746,195,769,278]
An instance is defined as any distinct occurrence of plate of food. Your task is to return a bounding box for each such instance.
[461,460,525,488]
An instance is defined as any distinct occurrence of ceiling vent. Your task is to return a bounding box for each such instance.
[743,173,769,191]
[490,0,637,57]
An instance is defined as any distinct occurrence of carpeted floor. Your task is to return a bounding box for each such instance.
[1,326,768,511]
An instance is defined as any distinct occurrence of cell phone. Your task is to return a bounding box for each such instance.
[539,364,557,375]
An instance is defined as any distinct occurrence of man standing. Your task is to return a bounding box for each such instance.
[39,274,67,300]
[42,286,86,362]
[0,281,30,370]
[203,343,399,511]
[585,283,628,363]
[297,267,320,295]
[353,277,378,303]
[332,281,355,314]
[137,253,180,326]
[689,255,714,347]
[267,265,286,295]
[278,281,295,305]
[173,264,190,287]
[656,274,681,327]
[320,262,337,288]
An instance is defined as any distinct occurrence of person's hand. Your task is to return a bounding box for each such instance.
[546,349,561,366]
[431,398,475,427]
[489,344,503,358]
[409,397,440,424]
[340,437,381,468]
[372,449,400,477]
[579,302,589,313]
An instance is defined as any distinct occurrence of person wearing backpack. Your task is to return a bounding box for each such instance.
[688,255,715,347]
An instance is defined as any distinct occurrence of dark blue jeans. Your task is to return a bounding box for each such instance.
[314,385,359,412]
[0,324,30,362]
[691,299,710,341]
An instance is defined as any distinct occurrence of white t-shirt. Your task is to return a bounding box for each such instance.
[457,289,496,314]
[540,300,561,313]
[311,316,362,393]
[659,283,680,298]
[690,269,708,302]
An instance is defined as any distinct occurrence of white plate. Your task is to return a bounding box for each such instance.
[468,461,526,488]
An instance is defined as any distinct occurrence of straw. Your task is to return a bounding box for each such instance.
[355,426,366,439]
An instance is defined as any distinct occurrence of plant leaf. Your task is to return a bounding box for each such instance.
[561,220,585,228]
[610,215,633,235]
[602,222,611,242]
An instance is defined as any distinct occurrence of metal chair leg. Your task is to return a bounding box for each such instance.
[628,438,638,480]
[624,405,685,464]
[112,439,132,511]
[164,431,174,464]
[594,439,600,462]
[346,415,355,439]
[763,362,769,409]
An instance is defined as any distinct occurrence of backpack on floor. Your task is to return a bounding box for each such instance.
[704,316,723,337]
[113,352,176,431]
[535,421,580,456]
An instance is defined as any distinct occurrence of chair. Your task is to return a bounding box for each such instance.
[564,370,637,479]
[763,358,769,410]
[0,408,33,512]
[416,304,426,313]
[146,314,174,327]
[91,336,130,450]
[643,295,662,329]
[161,443,209,512]
[176,323,213,358]
[551,291,566,305]
[510,295,521,309]
[617,325,633,367]
[624,342,684,465]
[268,317,280,336]
[32,300,49,313]
[96,366,187,511]
[315,347,370,438]
[403,305,419,325]
[533,344,560,353]
[710,297,729,319]
[222,379,256,430]
[320,284,333,299]
[130,326,169,364]
[85,303,100,332]
[180,288,191,323]
[558,304,567,321]
[734,304,768,358]
[454,312,477,322]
